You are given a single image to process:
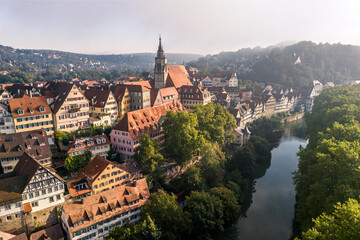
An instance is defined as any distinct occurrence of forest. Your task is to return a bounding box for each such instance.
[189,41,360,88]
[293,84,360,239]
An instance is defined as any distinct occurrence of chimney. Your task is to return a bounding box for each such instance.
[41,128,46,137]
[30,91,33,98]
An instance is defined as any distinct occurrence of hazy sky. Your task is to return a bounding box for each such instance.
[1,0,360,55]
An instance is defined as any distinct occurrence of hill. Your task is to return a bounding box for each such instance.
[189,41,360,88]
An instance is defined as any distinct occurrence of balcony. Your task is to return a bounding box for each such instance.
[68,107,80,113]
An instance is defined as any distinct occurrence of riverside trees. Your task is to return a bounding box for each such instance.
[293,85,360,238]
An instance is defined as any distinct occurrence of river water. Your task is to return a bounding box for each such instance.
[235,137,307,240]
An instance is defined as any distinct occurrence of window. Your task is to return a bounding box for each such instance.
[42,189,46,195]
[56,194,61,200]
[49,197,54,202]
[48,187,52,193]
[54,186,58,191]
[31,202,39,207]
[29,193,34,199]
[5,204,11,210]
[6,216,12,221]
[35,191,39,197]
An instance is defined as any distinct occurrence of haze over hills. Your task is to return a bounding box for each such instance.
[2,41,360,89]
[0,44,202,72]
[189,41,360,88]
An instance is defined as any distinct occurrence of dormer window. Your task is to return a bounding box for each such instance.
[39,107,45,112]
[30,110,34,114]
[18,109,24,115]
[89,217,93,221]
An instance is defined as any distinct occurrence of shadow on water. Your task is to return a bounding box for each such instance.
[220,125,307,240]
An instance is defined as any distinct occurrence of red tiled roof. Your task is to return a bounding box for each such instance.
[113,101,185,140]
[30,223,64,240]
[84,89,112,108]
[62,178,150,232]
[8,96,51,118]
[166,65,192,89]
[178,85,209,100]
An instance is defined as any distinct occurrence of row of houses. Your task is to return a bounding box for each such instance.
[0,151,149,240]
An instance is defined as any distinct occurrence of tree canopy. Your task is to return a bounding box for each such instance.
[133,134,163,174]
[162,111,205,167]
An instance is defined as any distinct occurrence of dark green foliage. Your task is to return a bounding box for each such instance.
[185,191,224,240]
[293,85,360,237]
[210,187,241,225]
[249,136,271,164]
[182,166,205,193]
[141,190,189,240]
[189,41,360,88]
[106,215,161,240]
[64,151,92,173]
[162,111,205,167]
[133,135,163,174]
[191,103,237,145]
[248,116,284,143]
[227,146,256,179]
[54,125,112,145]
[296,199,360,240]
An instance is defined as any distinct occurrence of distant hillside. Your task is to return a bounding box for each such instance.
[189,41,360,88]
[0,44,202,72]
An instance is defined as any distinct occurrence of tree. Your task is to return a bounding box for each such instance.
[182,166,205,192]
[192,103,236,145]
[133,134,163,174]
[185,190,224,240]
[162,111,205,167]
[64,151,92,173]
[106,215,161,240]
[198,142,225,188]
[296,199,360,240]
[227,146,256,179]
[210,187,241,225]
[141,190,189,240]
[249,136,271,164]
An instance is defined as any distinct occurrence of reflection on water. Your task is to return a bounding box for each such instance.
[235,137,307,240]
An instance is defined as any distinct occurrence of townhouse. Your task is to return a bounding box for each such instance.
[110,101,185,161]
[8,96,54,135]
[151,87,180,107]
[178,85,212,109]
[0,103,15,134]
[111,85,131,119]
[61,178,150,240]
[67,155,142,200]
[0,129,52,173]
[0,152,65,233]
[84,89,118,125]
[45,82,90,132]
[67,135,110,158]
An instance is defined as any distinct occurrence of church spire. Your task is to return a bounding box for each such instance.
[157,34,164,54]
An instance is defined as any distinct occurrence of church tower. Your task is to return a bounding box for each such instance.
[154,36,168,89]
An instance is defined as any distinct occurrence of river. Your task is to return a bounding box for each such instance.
[235,136,307,240]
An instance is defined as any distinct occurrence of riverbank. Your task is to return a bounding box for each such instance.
[234,137,307,240]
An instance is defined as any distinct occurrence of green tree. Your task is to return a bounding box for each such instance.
[163,111,205,167]
[198,142,225,188]
[210,187,241,225]
[192,103,236,145]
[106,215,161,240]
[296,199,360,240]
[133,134,163,174]
[185,190,224,240]
[64,151,92,173]
[227,146,256,179]
[182,166,205,192]
[249,136,271,164]
[142,190,189,240]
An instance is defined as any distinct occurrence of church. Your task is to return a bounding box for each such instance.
[151,36,212,108]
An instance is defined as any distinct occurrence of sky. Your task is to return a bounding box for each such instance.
[0,0,360,55]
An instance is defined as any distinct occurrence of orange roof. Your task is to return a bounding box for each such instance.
[79,155,112,185]
[23,203,32,213]
[8,96,51,118]
[166,65,192,89]
[122,81,152,89]
[113,101,185,140]
[62,178,150,232]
